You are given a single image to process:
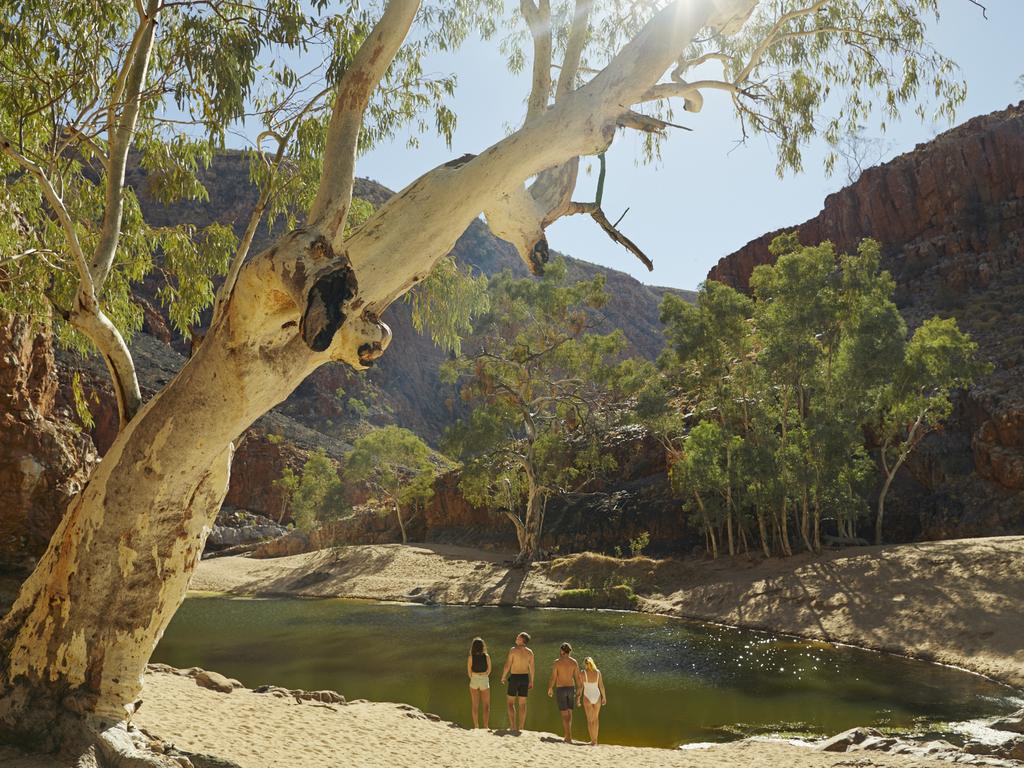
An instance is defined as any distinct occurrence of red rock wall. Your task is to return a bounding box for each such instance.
[0,314,96,569]
[223,431,310,523]
[708,103,1024,293]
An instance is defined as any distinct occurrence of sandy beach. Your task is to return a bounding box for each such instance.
[124,667,951,768]
[193,536,1024,687]
[0,664,1002,768]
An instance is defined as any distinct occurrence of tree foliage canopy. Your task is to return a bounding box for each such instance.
[276,448,346,533]
[443,257,647,558]
[343,425,442,542]
[344,425,439,508]
[0,0,474,355]
[649,233,985,555]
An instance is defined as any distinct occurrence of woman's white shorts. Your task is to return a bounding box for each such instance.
[469,674,490,690]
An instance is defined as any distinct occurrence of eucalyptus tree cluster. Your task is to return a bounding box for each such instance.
[652,234,984,558]
[343,425,442,544]
[275,448,347,531]
[442,258,645,562]
[0,0,975,760]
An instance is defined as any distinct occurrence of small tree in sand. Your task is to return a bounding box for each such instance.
[277,449,347,533]
[0,0,975,758]
[343,426,439,544]
[872,317,986,544]
[444,258,638,562]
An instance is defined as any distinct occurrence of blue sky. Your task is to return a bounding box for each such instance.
[353,1,1023,291]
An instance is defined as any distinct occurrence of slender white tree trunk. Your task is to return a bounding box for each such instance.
[395,501,408,544]
[503,510,529,552]
[756,508,771,558]
[876,468,898,545]
[520,484,546,563]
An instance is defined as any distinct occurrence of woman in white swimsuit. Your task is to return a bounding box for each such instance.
[576,656,606,745]
[467,637,492,728]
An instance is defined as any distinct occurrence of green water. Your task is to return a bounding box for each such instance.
[153,596,1019,749]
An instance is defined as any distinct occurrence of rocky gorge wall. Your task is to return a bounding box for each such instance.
[0,314,95,570]
[708,102,1024,539]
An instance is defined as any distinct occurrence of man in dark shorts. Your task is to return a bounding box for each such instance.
[500,631,535,732]
[547,642,583,743]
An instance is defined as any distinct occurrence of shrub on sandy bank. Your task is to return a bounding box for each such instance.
[555,584,638,609]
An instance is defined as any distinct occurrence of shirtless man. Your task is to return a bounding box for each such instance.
[500,631,535,732]
[547,642,583,743]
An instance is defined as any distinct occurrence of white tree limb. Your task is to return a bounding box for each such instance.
[555,0,591,100]
[335,0,756,303]
[91,0,161,290]
[528,0,593,220]
[307,0,421,246]
[0,134,142,424]
[520,0,553,120]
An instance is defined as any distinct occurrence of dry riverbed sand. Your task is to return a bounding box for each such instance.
[126,667,955,768]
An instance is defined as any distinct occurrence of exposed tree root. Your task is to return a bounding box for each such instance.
[0,721,242,768]
[83,724,242,768]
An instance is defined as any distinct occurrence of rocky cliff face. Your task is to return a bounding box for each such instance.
[0,314,95,570]
[708,102,1024,538]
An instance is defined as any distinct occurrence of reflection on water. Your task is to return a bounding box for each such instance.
[152,596,1019,748]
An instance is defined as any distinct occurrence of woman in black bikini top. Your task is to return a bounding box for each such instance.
[466,637,491,729]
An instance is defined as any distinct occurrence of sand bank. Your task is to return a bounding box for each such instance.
[130,667,950,768]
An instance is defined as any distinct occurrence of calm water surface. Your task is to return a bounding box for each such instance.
[153,596,1019,748]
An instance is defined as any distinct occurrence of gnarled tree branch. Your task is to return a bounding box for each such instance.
[617,109,691,133]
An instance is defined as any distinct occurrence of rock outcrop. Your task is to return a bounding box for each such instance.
[205,508,288,552]
[0,313,95,570]
[708,102,1024,539]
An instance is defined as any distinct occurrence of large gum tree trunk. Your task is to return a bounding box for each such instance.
[0,231,354,747]
[0,0,750,756]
